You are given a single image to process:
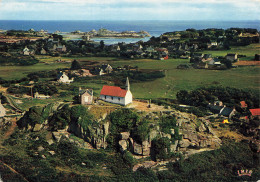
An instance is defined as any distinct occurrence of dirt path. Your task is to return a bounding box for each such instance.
[2,118,17,141]
[127,100,172,112]
[234,60,260,66]
[3,94,23,113]
[0,160,29,182]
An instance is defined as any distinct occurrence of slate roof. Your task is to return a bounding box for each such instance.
[79,89,93,96]
[208,105,223,114]
[220,107,234,117]
[100,85,127,97]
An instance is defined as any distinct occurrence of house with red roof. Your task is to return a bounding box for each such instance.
[249,108,260,119]
[100,77,132,105]
[240,101,248,109]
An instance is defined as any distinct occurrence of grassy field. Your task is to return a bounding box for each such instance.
[0,56,117,80]
[201,43,260,60]
[118,59,259,99]
[1,44,259,102]
[0,62,70,80]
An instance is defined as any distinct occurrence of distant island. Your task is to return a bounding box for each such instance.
[69,28,151,40]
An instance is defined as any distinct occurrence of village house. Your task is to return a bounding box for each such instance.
[207,42,218,48]
[208,58,221,66]
[92,64,113,76]
[156,48,169,60]
[0,100,6,117]
[53,44,67,52]
[208,103,236,118]
[57,72,74,84]
[225,53,238,62]
[100,77,132,105]
[133,44,143,52]
[79,88,93,105]
[110,45,121,53]
[34,92,51,99]
[201,54,213,62]
[240,101,248,109]
[249,108,260,119]
[77,69,93,77]
[23,46,30,55]
[56,44,67,52]
[40,48,47,55]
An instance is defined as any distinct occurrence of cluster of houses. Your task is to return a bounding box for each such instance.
[22,43,67,56]
[55,70,133,106]
[208,100,260,121]
[191,53,238,69]
[56,64,113,82]
[208,101,236,118]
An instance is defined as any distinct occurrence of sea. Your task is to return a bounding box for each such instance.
[0,20,259,44]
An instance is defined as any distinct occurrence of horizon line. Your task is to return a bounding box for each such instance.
[0,19,259,21]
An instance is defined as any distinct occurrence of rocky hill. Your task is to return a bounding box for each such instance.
[15,103,221,160]
[1,102,259,181]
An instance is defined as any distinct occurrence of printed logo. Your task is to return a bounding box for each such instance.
[237,169,253,177]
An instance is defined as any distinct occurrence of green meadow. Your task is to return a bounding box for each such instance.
[0,62,70,80]
[0,44,259,100]
[110,59,260,99]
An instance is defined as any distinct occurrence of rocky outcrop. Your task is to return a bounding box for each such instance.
[120,132,130,140]
[170,110,221,155]
[115,110,222,158]
[68,121,110,149]
[16,103,222,160]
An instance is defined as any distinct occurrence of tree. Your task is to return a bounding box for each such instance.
[99,40,105,50]
[109,109,139,133]
[70,59,81,70]
[221,59,232,69]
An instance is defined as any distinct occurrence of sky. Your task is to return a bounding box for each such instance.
[0,0,260,20]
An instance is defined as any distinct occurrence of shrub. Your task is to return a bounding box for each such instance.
[151,137,171,161]
[109,109,139,134]
[159,115,177,134]
[131,119,150,143]
[70,59,82,70]
[48,104,71,130]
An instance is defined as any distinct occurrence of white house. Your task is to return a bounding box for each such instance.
[0,100,6,117]
[100,77,132,105]
[57,72,74,84]
[23,47,30,56]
